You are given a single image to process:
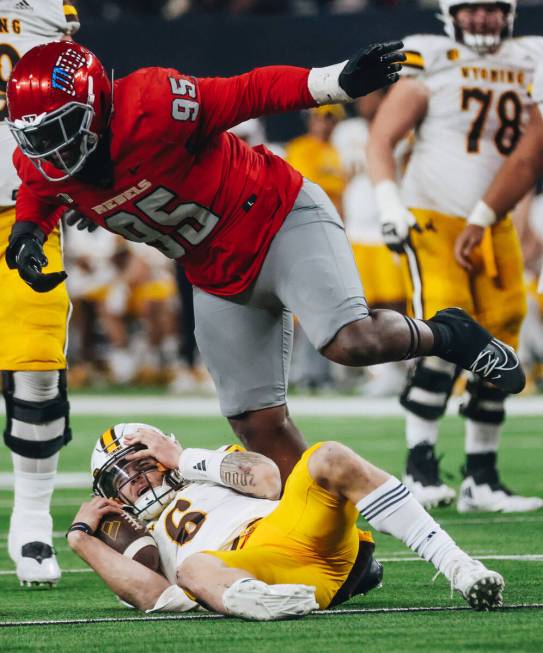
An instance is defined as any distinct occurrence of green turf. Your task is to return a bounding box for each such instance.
[0,414,542,651]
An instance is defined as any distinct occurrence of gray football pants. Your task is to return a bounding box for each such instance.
[194,179,369,416]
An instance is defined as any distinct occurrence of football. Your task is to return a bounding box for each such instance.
[95,511,160,572]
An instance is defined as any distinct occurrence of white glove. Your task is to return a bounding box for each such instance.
[375,180,419,252]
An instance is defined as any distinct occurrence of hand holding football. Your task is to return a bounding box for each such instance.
[95,511,160,572]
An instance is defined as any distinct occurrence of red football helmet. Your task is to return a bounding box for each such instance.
[7,41,112,181]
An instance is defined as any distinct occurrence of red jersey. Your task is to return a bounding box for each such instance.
[14,65,317,295]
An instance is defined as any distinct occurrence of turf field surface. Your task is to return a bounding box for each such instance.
[0,408,542,652]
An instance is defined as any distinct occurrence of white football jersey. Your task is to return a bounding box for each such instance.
[532,61,543,116]
[150,479,277,585]
[400,34,543,217]
[0,0,79,206]
[529,63,543,293]
[332,117,369,178]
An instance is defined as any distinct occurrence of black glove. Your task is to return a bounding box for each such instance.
[65,209,99,232]
[339,41,405,99]
[6,221,67,293]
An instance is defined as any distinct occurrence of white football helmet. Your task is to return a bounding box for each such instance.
[439,0,516,54]
[91,422,183,521]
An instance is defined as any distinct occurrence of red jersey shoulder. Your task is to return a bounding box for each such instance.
[114,67,202,147]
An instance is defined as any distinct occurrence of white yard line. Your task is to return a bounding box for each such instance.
[0,553,541,574]
[377,554,543,562]
[0,473,91,490]
[439,515,543,526]
[0,498,86,508]
[0,395,541,417]
[0,568,92,576]
[1,603,542,627]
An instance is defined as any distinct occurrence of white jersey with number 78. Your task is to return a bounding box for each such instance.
[399,33,543,218]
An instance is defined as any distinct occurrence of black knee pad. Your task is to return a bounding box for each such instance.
[2,371,72,459]
[459,377,507,425]
[400,358,460,421]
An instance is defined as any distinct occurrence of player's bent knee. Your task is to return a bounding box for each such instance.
[2,370,72,459]
[309,442,372,492]
[229,406,296,449]
[230,405,289,436]
[324,320,384,366]
[177,553,212,596]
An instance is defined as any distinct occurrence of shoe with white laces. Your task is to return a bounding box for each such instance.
[448,556,504,610]
[223,578,319,621]
[15,542,61,588]
[403,444,456,509]
[458,473,543,513]
[428,308,525,394]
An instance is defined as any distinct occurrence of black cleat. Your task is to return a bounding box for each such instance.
[354,555,384,596]
[429,308,525,394]
[17,542,61,587]
[329,541,383,606]
[403,444,455,508]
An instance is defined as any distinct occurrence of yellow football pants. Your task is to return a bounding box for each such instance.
[206,443,374,609]
[351,242,406,306]
[0,207,70,370]
[402,209,526,348]
[85,279,176,315]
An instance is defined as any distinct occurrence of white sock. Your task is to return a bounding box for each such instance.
[356,477,468,579]
[8,371,61,559]
[9,454,59,559]
[465,420,500,454]
[406,413,439,449]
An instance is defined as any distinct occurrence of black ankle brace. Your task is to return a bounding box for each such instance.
[424,318,454,358]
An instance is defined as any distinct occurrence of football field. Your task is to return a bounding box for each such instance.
[0,400,542,652]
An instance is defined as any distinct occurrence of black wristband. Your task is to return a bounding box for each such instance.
[9,220,47,245]
[66,522,94,537]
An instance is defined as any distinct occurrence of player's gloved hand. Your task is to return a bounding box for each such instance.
[6,221,68,293]
[65,209,99,232]
[375,180,421,253]
[339,41,405,98]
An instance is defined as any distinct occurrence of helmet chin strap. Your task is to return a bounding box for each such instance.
[133,482,176,521]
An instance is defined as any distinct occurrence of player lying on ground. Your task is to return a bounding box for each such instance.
[67,423,504,620]
[7,41,525,483]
